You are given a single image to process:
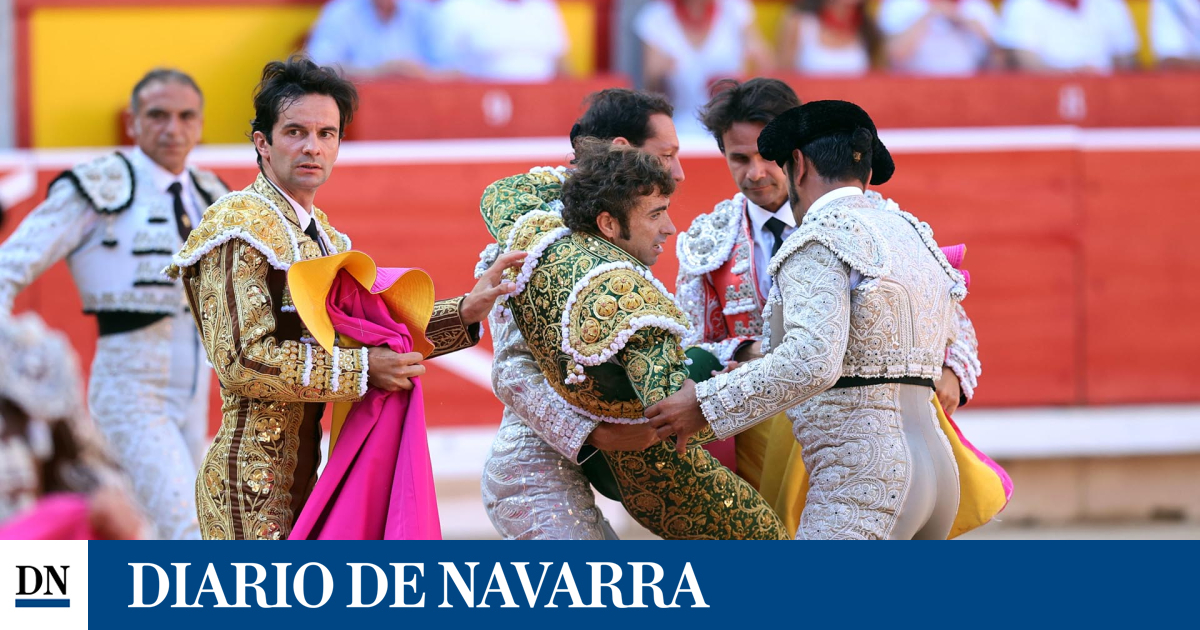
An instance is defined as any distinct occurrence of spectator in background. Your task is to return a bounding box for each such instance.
[1151,0,1200,68]
[879,0,1000,75]
[0,312,143,540]
[307,0,440,78]
[430,0,569,82]
[996,0,1140,72]
[634,0,772,134]
[778,0,880,76]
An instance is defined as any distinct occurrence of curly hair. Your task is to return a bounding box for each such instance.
[561,137,677,239]
[250,54,358,165]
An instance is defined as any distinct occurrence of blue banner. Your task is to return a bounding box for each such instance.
[75,541,1199,628]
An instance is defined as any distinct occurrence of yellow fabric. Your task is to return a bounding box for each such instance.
[938,398,1009,539]
[286,250,436,358]
[286,251,439,458]
[737,397,1006,539]
[736,412,807,538]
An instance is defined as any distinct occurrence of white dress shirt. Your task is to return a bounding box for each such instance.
[745,197,796,300]
[878,0,999,75]
[995,0,1139,72]
[1151,0,1200,62]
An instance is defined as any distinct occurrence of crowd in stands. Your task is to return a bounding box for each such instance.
[307,0,1200,128]
[307,0,569,81]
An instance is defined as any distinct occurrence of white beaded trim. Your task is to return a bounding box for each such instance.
[676,196,745,276]
[168,228,292,274]
[879,198,969,301]
[358,347,370,397]
[760,283,781,354]
[280,305,297,313]
[302,343,313,387]
[505,225,570,301]
[170,191,301,271]
[528,165,568,183]
[331,346,341,393]
[549,387,649,425]
[474,243,500,279]
[504,207,562,253]
[300,335,316,344]
[722,297,757,316]
[559,261,690,368]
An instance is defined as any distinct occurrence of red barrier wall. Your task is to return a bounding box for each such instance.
[341,73,1200,143]
[3,139,1199,434]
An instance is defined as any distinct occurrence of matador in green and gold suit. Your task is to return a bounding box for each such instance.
[480,168,787,540]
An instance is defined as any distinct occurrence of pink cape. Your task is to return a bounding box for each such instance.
[0,493,98,540]
[289,269,441,540]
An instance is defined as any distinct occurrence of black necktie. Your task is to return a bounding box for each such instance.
[765,216,788,256]
[167,182,192,242]
[303,220,328,256]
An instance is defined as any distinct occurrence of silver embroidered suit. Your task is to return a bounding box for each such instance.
[696,192,968,539]
[0,152,227,539]
[476,242,614,540]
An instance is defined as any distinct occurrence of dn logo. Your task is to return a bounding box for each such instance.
[15,565,70,608]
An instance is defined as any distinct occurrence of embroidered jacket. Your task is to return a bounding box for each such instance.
[677,190,982,401]
[166,174,478,540]
[479,168,788,540]
[696,193,969,439]
[0,152,228,318]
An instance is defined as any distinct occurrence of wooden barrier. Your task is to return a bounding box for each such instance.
[344,76,630,140]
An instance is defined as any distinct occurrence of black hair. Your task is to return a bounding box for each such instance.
[569,88,674,150]
[130,68,203,113]
[561,137,677,239]
[794,128,874,185]
[250,54,358,166]
[700,78,801,153]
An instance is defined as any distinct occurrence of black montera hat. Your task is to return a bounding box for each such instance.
[757,100,895,185]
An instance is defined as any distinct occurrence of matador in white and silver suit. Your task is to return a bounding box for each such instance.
[0,71,228,539]
[648,100,1011,540]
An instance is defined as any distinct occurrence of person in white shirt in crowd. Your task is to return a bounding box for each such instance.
[778,0,880,76]
[879,0,1001,75]
[996,0,1140,72]
[634,0,772,135]
[430,0,569,82]
[1150,0,1200,68]
[307,0,442,78]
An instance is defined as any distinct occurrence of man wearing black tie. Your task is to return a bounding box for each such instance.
[0,68,228,539]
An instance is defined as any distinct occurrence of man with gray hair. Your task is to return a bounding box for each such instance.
[0,68,228,539]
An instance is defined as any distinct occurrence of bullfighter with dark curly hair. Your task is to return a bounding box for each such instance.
[477,137,789,540]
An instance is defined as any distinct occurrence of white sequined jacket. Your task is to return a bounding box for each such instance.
[0,152,228,315]
[696,192,970,439]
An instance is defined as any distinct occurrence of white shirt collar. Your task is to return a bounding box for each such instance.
[744,195,795,233]
[262,174,313,230]
[132,147,189,194]
[806,186,864,218]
